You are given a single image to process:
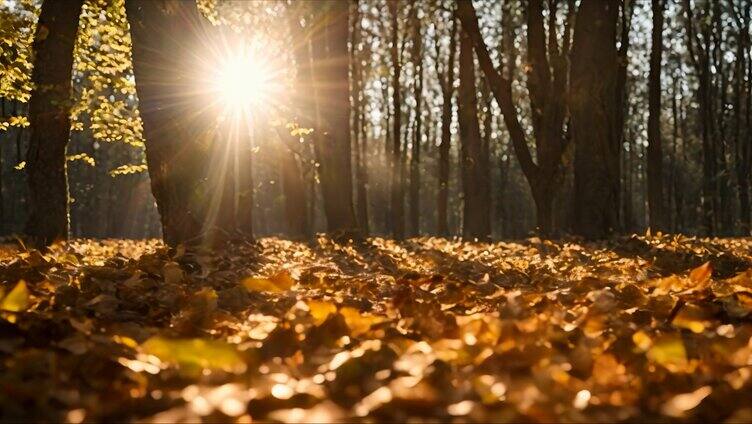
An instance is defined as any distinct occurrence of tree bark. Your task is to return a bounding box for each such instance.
[731,2,751,234]
[570,0,621,239]
[647,0,666,232]
[387,0,405,239]
[408,3,423,237]
[683,0,715,235]
[458,29,490,240]
[352,2,370,235]
[457,0,574,237]
[309,0,358,235]
[278,135,308,238]
[437,12,457,237]
[127,0,247,246]
[25,0,83,247]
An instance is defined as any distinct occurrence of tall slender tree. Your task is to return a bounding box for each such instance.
[352,1,370,235]
[387,0,405,239]
[647,0,667,231]
[730,1,751,234]
[683,0,716,235]
[408,2,423,237]
[25,0,84,247]
[458,26,490,240]
[457,0,575,236]
[436,10,457,237]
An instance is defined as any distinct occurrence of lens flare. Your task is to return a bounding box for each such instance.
[213,50,273,109]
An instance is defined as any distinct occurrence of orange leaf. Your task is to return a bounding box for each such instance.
[689,262,712,285]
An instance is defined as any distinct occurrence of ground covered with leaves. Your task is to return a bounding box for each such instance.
[1,235,752,422]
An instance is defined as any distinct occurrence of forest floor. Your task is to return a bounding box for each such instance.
[1,235,752,422]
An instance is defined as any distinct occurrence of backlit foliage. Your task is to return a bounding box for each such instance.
[0,0,37,103]
[70,0,144,148]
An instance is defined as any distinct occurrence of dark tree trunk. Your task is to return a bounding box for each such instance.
[25,0,83,247]
[437,13,457,237]
[280,141,308,239]
[408,4,423,237]
[127,0,229,246]
[458,30,490,240]
[352,3,370,235]
[570,0,621,239]
[457,0,575,237]
[309,0,358,235]
[647,0,666,232]
[684,0,715,235]
[387,0,405,239]
[731,3,751,234]
[273,126,309,238]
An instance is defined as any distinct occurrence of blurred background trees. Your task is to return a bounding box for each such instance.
[0,0,750,243]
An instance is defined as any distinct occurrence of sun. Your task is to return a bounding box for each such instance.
[213,49,275,111]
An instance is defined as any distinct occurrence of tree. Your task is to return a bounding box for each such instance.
[683,0,717,235]
[25,0,84,247]
[408,2,423,237]
[456,0,575,237]
[730,0,751,234]
[387,0,405,239]
[458,26,490,240]
[435,9,457,237]
[647,0,667,231]
[127,0,249,246]
[570,0,621,239]
[308,0,359,235]
[352,1,370,235]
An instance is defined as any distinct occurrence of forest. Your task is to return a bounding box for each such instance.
[0,0,752,421]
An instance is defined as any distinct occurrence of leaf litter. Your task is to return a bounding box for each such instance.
[0,234,752,422]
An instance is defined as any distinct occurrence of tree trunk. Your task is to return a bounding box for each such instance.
[408,4,423,237]
[309,0,358,235]
[25,0,83,247]
[683,0,715,235]
[457,0,575,238]
[647,0,666,232]
[127,0,231,246]
[352,3,370,235]
[731,4,751,234]
[273,126,309,238]
[570,0,621,239]
[437,13,457,237]
[387,0,405,239]
[458,29,490,240]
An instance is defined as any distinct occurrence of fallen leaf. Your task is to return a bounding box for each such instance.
[0,280,29,322]
[308,300,337,325]
[340,307,384,337]
[647,335,688,371]
[242,270,295,293]
[661,386,712,417]
[141,336,246,375]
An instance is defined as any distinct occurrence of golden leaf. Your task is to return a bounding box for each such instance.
[0,281,28,311]
[141,337,246,375]
[340,307,384,337]
[242,270,295,293]
[647,335,688,371]
[308,300,337,325]
[0,280,29,320]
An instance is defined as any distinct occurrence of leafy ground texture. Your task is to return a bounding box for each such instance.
[1,235,752,422]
